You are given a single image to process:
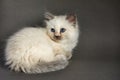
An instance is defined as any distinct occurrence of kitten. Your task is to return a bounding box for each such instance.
[5,12,79,73]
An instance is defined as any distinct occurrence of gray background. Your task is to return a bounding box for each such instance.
[0,0,120,80]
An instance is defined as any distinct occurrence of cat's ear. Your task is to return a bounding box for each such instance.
[66,13,77,24]
[44,12,54,20]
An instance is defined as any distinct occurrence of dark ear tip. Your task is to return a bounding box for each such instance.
[66,13,77,24]
[44,12,54,20]
[44,12,52,16]
[66,13,77,17]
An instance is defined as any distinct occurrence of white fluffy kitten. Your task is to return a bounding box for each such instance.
[5,12,79,73]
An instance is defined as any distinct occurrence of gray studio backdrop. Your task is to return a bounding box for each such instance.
[0,0,120,80]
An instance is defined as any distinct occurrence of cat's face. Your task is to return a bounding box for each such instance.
[45,12,78,42]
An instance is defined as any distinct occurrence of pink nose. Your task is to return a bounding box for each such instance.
[55,32,60,36]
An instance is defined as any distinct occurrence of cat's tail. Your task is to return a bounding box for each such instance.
[23,55,69,74]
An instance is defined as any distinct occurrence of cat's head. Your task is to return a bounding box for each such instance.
[45,12,79,42]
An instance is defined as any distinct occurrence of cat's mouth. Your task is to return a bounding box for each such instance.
[47,33,63,42]
[54,36,62,40]
[51,36,62,42]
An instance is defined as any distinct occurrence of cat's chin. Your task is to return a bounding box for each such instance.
[51,38,62,43]
[49,37,63,43]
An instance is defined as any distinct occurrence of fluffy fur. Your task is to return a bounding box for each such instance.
[5,12,79,73]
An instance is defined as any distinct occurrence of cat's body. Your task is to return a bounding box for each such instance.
[5,13,79,73]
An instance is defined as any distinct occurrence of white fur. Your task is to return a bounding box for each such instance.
[5,14,79,73]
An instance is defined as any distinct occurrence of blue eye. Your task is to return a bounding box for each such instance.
[51,28,55,32]
[60,28,66,33]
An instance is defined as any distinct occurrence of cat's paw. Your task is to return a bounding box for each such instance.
[55,54,67,61]
[66,53,72,60]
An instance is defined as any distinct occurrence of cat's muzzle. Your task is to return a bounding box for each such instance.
[54,36,62,40]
